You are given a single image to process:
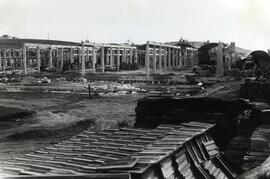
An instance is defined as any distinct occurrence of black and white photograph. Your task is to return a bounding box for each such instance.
[0,0,270,178]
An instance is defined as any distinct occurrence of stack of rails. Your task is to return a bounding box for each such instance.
[0,122,235,179]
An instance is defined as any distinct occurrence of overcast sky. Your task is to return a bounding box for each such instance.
[0,0,269,51]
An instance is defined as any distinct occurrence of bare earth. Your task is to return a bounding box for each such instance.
[0,91,142,160]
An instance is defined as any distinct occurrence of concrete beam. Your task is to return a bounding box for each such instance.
[101,44,136,49]
[147,41,181,49]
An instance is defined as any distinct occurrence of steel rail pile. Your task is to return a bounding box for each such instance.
[0,121,235,179]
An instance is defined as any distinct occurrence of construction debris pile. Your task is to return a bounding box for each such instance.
[0,122,236,179]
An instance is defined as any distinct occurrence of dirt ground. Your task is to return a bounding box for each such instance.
[0,76,241,161]
[0,90,142,160]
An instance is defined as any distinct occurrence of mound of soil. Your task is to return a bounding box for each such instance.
[0,106,34,121]
[1,118,96,142]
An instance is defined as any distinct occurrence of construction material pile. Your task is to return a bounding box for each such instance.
[0,122,235,179]
[240,81,270,103]
[137,93,248,129]
[224,102,270,173]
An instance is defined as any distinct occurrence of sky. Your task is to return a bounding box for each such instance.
[0,0,269,51]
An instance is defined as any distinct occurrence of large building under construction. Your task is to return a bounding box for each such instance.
[0,36,244,77]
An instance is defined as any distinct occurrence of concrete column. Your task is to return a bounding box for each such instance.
[216,42,224,77]
[268,49,270,56]
[129,49,132,63]
[153,45,157,73]
[9,50,13,68]
[3,50,6,73]
[126,49,129,63]
[49,48,53,69]
[134,50,138,64]
[178,49,182,67]
[164,48,167,72]
[178,48,182,66]
[145,41,150,76]
[106,48,109,65]
[172,48,176,68]
[168,48,171,70]
[123,48,126,63]
[13,51,16,68]
[159,46,162,70]
[101,47,105,73]
[190,49,194,66]
[117,48,120,70]
[86,48,89,68]
[60,47,64,71]
[19,50,23,68]
[37,46,41,72]
[81,43,85,76]
[184,49,187,67]
[0,50,2,69]
[193,50,198,65]
[110,47,113,68]
[70,48,74,64]
[176,48,179,67]
[23,44,27,75]
[92,47,96,73]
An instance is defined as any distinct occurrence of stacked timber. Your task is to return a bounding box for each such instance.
[250,101,270,125]
[224,101,270,173]
[135,95,250,147]
[0,122,236,179]
[242,125,270,171]
[240,81,270,103]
